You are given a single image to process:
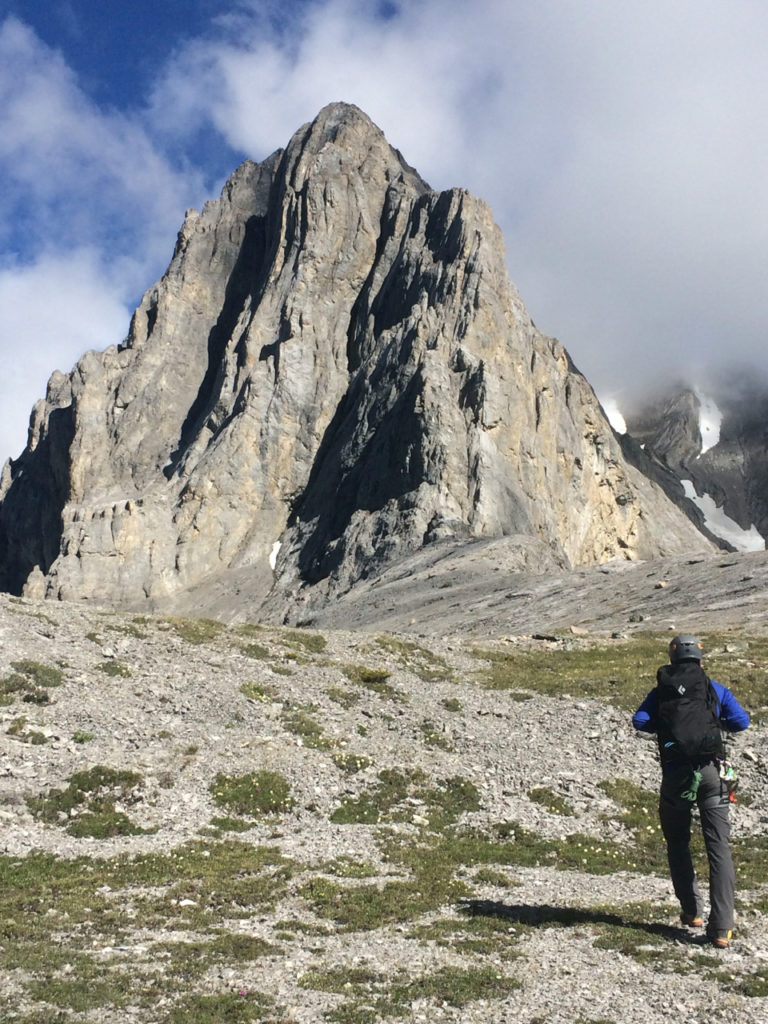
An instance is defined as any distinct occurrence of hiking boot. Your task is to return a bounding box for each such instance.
[680,912,704,928]
[707,928,733,949]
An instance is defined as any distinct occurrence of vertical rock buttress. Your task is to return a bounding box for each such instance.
[0,103,714,614]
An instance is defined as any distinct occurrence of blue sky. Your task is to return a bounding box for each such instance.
[1,0,767,462]
[12,2,219,104]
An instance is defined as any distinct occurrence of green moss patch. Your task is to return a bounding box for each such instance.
[720,965,768,998]
[210,770,294,817]
[732,833,768,892]
[282,629,327,654]
[10,659,64,688]
[331,752,373,774]
[326,685,360,708]
[597,778,668,873]
[472,639,658,706]
[168,617,226,645]
[1,659,63,705]
[281,707,333,749]
[408,913,528,958]
[239,680,277,701]
[242,641,271,659]
[528,786,574,816]
[330,769,480,828]
[300,871,468,932]
[96,660,132,677]
[300,963,519,1022]
[472,630,768,715]
[341,663,403,700]
[207,816,256,834]
[322,856,379,878]
[419,718,454,751]
[6,716,48,745]
[28,765,151,838]
[26,971,132,1014]
[165,990,283,1023]
[373,635,454,682]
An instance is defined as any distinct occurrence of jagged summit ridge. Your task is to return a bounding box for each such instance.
[0,103,713,617]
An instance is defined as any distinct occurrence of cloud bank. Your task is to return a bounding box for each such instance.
[1,0,767,461]
[0,16,207,459]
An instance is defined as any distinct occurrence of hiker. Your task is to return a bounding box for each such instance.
[632,634,750,949]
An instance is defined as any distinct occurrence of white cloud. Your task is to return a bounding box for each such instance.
[0,250,131,461]
[145,0,768,400]
[0,16,208,462]
[3,0,768,462]
[148,0,505,179]
[0,18,201,258]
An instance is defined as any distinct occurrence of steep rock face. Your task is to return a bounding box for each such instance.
[625,390,703,468]
[697,417,768,538]
[625,386,768,542]
[0,104,714,615]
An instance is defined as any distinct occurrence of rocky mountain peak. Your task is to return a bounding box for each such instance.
[0,104,715,619]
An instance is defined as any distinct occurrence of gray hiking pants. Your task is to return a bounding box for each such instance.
[659,761,735,930]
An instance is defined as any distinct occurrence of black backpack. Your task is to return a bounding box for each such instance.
[656,662,724,766]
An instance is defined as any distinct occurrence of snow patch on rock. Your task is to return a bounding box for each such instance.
[602,399,627,435]
[681,480,765,551]
[270,541,281,570]
[695,391,722,454]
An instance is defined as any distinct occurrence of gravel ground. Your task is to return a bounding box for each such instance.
[301,543,768,639]
[1,591,767,1023]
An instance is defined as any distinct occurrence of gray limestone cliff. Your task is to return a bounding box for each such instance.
[0,104,715,618]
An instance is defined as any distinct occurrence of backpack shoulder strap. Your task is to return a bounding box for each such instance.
[706,677,722,717]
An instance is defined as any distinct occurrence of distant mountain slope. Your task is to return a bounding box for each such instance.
[624,386,768,552]
[0,104,713,617]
